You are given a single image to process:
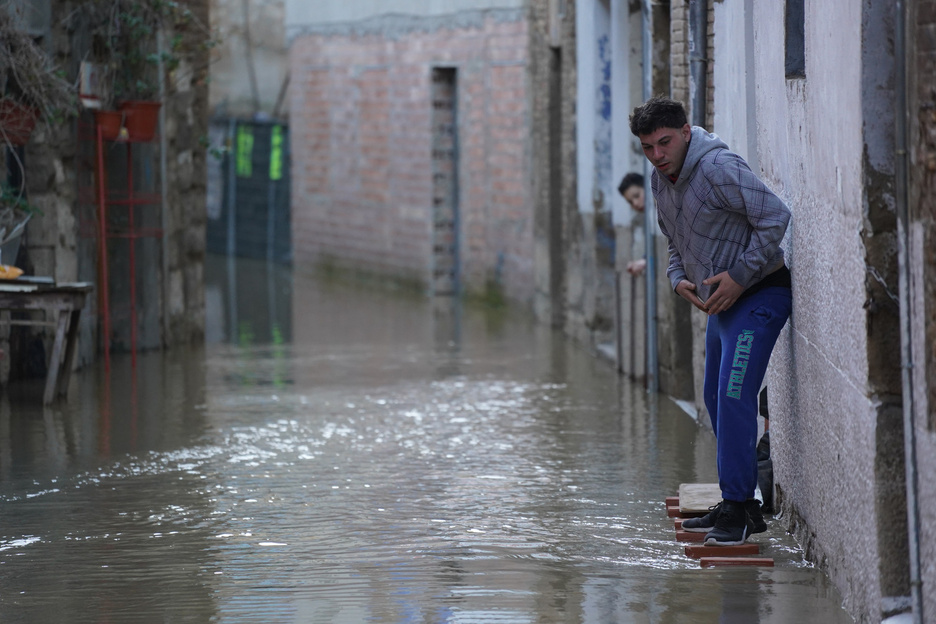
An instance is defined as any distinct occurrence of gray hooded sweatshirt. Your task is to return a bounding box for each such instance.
[652,126,791,303]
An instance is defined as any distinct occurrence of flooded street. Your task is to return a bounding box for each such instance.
[0,256,852,623]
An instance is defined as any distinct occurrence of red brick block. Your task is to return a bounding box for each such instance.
[675,531,706,543]
[665,496,680,507]
[700,557,774,568]
[685,544,760,559]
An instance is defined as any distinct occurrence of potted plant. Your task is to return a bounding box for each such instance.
[81,0,214,142]
[0,10,78,147]
[109,0,162,140]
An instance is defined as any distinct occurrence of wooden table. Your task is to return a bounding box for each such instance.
[0,281,93,404]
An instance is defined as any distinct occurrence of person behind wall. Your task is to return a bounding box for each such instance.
[617,172,648,277]
[629,96,793,547]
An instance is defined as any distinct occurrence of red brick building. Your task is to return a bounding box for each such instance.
[288,8,533,302]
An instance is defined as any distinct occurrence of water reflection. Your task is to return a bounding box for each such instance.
[0,255,853,623]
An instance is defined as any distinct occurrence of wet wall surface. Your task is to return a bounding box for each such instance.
[0,256,853,623]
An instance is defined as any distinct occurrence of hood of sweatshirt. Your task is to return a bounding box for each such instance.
[665,126,729,187]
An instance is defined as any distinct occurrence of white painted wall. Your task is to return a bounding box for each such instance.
[576,0,596,214]
[740,0,884,620]
[610,2,643,225]
[575,0,613,215]
[286,0,523,27]
[576,0,642,224]
[711,1,757,170]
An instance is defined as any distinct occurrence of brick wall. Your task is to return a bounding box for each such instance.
[670,1,689,104]
[289,13,534,303]
[670,0,713,129]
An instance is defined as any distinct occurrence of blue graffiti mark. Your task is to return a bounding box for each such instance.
[599,84,611,120]
[598,34,611,81]
[597,34,612,121]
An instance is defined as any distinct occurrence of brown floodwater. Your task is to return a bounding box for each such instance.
[0,256,853,623]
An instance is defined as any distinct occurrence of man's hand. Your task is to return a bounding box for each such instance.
[702,271,744,315]
[675,279,707,312]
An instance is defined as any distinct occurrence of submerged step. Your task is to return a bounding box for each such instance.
[685,544,760,559]
[700,556,774,568]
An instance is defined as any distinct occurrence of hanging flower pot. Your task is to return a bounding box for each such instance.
[118,100,161,142]
[0,99,40,146]
[93,109,125,141]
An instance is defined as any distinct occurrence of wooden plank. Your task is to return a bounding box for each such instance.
[0,319,56,327]
[56,309,82,398]
[700,557,774,568]
[668,505,706,518]
[43,310,69,404]
[678,483,721,514]
[685,544,760,559]
[0,285,91,403]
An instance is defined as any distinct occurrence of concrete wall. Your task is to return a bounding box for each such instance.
[162,0,212,347]
[210,0,288,118]
[287,8,534,302]
[563,0,692,401]
[735,1,907,621]
[569,0,613,345]
[908,1,936,621]
[529,0,576,329]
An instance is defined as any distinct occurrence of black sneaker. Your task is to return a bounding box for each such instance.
[746,499,767,534]
[681,502,722,533]
[704,499,753,546]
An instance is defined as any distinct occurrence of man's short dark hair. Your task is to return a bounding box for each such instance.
[629,96,688,137]
[618,172,644,197]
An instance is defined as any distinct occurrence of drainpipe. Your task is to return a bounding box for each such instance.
[689,0,708,129]
[894,1,923,622]
[157,29,170,347]
[641,0,658,393]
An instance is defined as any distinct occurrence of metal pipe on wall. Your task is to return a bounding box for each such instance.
[689,0,707,128]
[157,28,170,346]
[894,1,923,621]
[641,0,658,394]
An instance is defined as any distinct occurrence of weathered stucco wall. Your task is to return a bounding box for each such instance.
[288,9,534,303]
[909,0,936,620]
[748,1,906,621]
[528,0,575,328]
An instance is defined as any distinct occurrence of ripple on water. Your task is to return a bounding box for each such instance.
[0,354,850,623]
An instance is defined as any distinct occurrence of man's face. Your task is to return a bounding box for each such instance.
[638,124,692,178]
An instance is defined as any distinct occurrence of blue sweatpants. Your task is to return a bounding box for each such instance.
[703,286,792,503]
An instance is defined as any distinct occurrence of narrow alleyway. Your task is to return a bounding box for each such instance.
[0,256,852,622]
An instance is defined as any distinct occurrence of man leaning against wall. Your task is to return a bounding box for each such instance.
[629,96,793,546]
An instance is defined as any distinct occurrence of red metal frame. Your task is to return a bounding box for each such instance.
[88,113,162,370]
